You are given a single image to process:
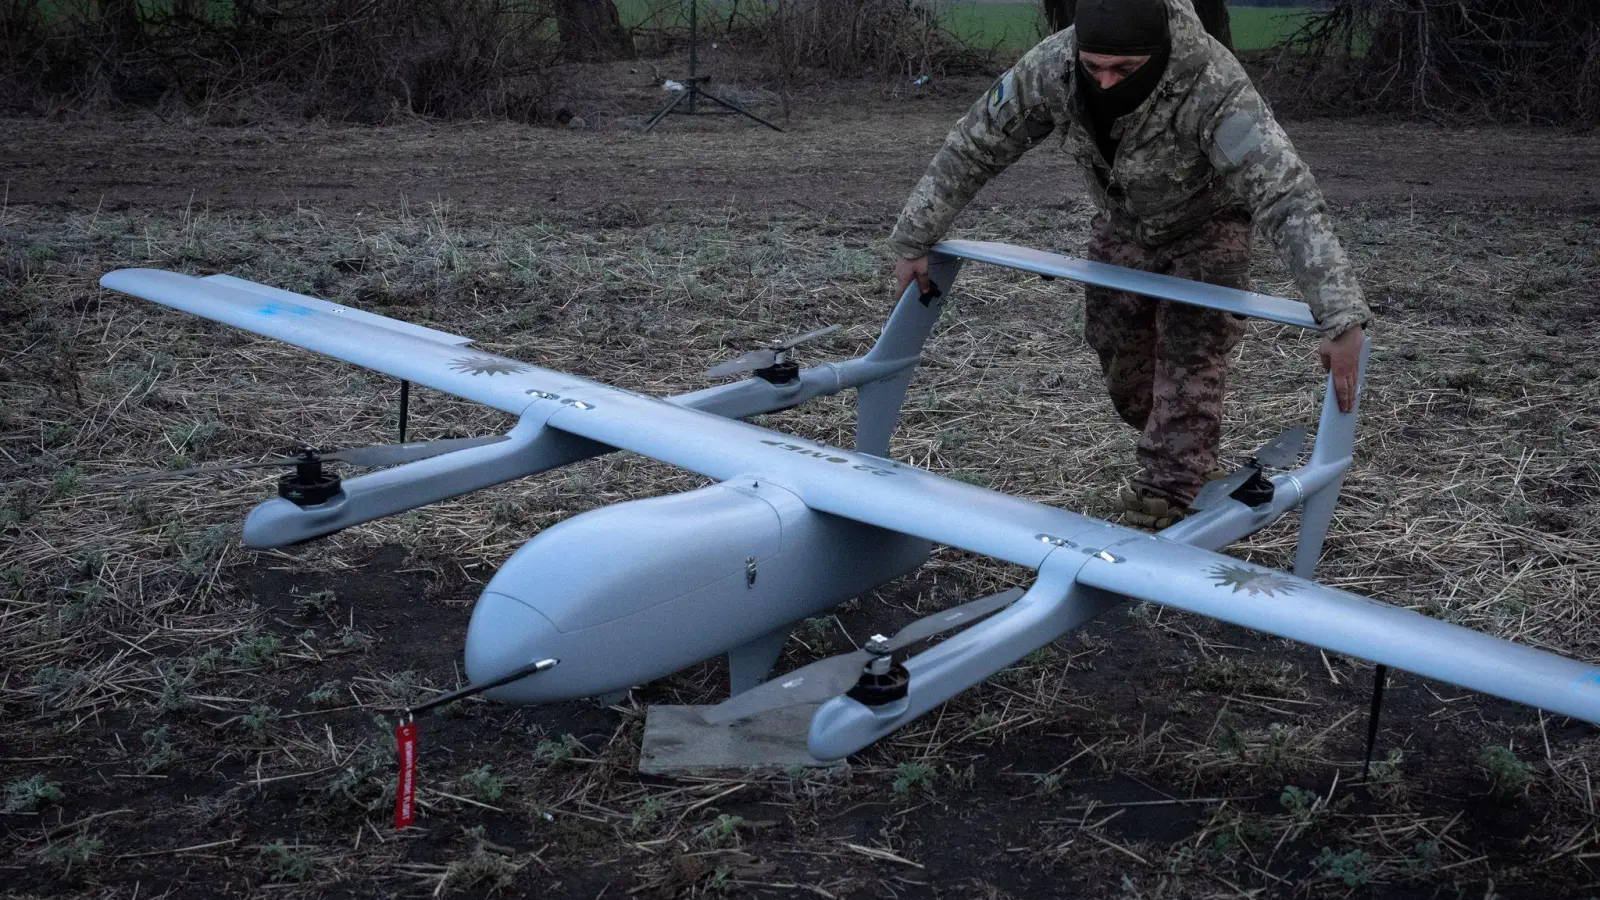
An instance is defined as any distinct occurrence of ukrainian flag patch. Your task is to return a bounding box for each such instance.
[988,69,1016,112]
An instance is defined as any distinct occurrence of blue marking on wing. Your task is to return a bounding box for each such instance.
[257,300,314,318]
[1570,671,1600,694]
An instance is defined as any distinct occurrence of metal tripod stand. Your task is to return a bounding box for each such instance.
[643,0,783,133]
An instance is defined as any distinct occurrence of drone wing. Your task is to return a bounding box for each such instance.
[543,387,1097,569]
[543,392,1600,724]
[1076,535,1600,722]
[101,269,588,416]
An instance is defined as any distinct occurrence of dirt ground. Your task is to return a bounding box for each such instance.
[6,73,1599,215]
[4,72,1600,900]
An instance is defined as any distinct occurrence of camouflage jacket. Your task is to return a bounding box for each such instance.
[887,0,1372,338]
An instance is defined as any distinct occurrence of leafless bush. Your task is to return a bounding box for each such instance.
[1263,0,1600,124]
[0,0,565,123]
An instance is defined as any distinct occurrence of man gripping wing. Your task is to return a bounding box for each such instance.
[888,0,1373,529]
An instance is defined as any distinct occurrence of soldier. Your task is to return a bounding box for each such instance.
[888,0,1372,528]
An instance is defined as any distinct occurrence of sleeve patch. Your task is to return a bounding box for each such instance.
[988,69,1018,113]
[1214,110,1265,168]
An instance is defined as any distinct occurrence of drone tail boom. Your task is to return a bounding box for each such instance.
[855,258,961,457]
[1294,338,1370,577]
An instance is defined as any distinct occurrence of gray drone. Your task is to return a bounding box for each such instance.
[97,241,1600,766]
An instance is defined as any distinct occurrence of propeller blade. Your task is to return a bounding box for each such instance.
[89,456,301,484]
[701,650,871,724]
[882,587,1024,651]
[1189,467,1256,511]
[702,588,1023,725]
[705,348,779,379]
[1253,426,1309,469]
[324,434,510,467]
[772,323,840,351]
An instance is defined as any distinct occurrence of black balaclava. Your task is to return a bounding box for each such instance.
[1075,0,1172,162]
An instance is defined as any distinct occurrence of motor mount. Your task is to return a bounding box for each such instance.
[847,656,911,707]
[277,448,343,507]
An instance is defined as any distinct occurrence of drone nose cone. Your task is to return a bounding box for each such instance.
[464,591,561,703]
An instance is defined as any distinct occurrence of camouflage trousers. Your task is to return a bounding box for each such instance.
[1083,211,1250,505]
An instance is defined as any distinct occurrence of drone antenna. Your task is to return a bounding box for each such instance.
[391,658,557,830]
[405,658,559,717]
[1362,664,1389,778]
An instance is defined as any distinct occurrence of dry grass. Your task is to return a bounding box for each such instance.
[2,192,1599,896]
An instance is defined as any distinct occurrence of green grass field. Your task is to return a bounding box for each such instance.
[942,4,1312,53]
[619,2,1313,54]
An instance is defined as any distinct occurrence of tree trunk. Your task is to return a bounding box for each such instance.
[1042,0,1077,32]
[554,0,632,61]
[1192,0,1234,50]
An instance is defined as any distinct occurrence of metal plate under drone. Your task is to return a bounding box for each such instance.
[638,704,847,776]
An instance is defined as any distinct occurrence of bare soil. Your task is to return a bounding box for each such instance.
[4,78,1600,899]
[5,74,1599,215]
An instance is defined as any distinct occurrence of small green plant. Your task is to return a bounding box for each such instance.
[966,711,998,734]
[337,624,374,650]
[696,813,744,848]
[242,705,278,742]
[1482,744,1533,797]
[157,671,195,714]
[1366,747,1405,794]
[1279,785,1322,826]
[167,421,220,455]
[460,766,507,803]
[802,616,831,647]
[51,466,82,499]
[185,647,224,675]
[1405,839,1441,876]
[891,760,935,802]
[1203,812,1271,866]
[231,633,283,669]
[139,725,180,773]
[490,497,528,526]
[1020,646,1056,667]
[0,492,33,528]
[76,550,106,578]
[445,847,518,891]
[33,667,88,702]
[1191,656,1292,697]
[4,774,64,813]
[533,734,580,765]
[295,589,337,616]
[57,583,105,625]
[1212,709,1246,757]
[1035,772,1064,796]
[630,796,666,832]
[41,833,102,873]
[1315,847,1372,888]
[259,840,314,882]
[120,494,156,528]
[179,525,231,574]
[306,680,340,708]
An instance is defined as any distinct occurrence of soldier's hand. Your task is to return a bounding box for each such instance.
[1319,325,1364,414]
[893,257,932,300]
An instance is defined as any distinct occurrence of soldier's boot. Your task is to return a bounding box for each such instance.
[1117,470,1227,531]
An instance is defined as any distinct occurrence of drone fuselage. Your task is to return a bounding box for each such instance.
[462,477,931,703]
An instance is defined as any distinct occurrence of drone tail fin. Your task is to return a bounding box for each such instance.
[1293,336,1370,578]
[856,255,962,458]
